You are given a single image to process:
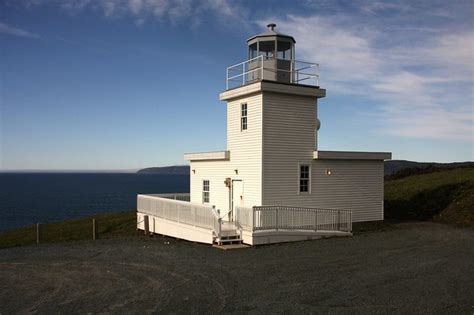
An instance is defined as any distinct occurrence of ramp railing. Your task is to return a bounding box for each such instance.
[236,205,352,232]
[137,194,219,231]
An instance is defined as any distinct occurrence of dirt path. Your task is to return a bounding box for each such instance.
[1,222,473,313]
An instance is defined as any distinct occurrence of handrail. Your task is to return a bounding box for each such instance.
[226,55,264,71]
[227,68,262,81]
[150,193,190,202]
[137,194,222,234]
[226,56,320,89]
[210,206,222,240]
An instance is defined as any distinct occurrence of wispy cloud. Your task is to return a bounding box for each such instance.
[361,1,412,14]
[269,14,473,141]
[16,0,245,27]
[0,22,40,39]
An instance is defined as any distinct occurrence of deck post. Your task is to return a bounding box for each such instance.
[275,207,279,231]
[36,223,40,245]
[144,215,149,235]
[92,219,97,240]
[314,211,317,231]
[337,211,341,230]
[251,207,255,231]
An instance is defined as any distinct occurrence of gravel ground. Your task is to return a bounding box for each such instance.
[1,222,473,314]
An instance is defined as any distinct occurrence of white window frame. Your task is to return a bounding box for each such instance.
[298,164,311,194]
[240,103,248,131]
[202,180,210,204]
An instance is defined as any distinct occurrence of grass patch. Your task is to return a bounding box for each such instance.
[0,210,137,248]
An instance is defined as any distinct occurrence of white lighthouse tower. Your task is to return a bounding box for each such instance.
[138,24,391,245]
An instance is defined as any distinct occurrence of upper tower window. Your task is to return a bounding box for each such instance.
[241,103,248,131]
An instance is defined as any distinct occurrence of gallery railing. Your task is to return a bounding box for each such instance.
[226,55,320,89]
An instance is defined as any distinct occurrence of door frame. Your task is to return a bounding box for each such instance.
[231,179,243,222]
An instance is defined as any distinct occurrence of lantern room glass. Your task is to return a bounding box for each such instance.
[277,40,292,60]
[249,42,258,59]
[258,40,275,59]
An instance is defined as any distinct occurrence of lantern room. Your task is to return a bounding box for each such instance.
[247,23,295,61]
[226,23,320,89]
[246,23,296,84]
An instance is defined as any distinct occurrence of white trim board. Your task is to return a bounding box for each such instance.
[313,150,392,160]
[184,151,230,162]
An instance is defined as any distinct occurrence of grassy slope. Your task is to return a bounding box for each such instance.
[1,167,473,248]
[0,211,137,248]
[385,167,474,226]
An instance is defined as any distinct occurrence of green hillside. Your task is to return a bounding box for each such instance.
[385,167,474,226]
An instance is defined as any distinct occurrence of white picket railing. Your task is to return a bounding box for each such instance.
[236,205,352,232]
[137,194,219,231]
[147,193,190,202]
[235,206,254,231]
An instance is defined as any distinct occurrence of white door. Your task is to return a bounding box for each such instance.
[231,180,243,222]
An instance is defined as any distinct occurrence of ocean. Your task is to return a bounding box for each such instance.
[0,173,189,231]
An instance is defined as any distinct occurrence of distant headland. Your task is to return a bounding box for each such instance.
[136,165,190,175]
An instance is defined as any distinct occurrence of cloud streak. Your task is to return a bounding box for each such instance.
[270,14,473,141]
[17,0,245,27]
[0,22,40,39]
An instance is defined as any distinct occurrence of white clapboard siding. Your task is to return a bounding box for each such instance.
[189,93,263,217]
[262,92,384,222]
[225,93,263,208]
[189,84,385,223]
[190,160,232,214]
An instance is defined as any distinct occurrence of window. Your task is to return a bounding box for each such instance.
[249,42,257,59]
[277,40,292,60]
[258,40,275,59]
[202,180,210,203]
[299,165,310,193]
[241,103,248,131]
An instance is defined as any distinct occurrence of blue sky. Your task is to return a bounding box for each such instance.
[1,0,473,170]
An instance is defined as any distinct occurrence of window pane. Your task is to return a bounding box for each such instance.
[277,40,292,60]
[258,40,275,59]
[300,165,309,179]
[241,117,247,130]
[249,43,257,59]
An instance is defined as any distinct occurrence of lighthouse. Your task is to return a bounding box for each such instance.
[138,24,391,246]
[185,23,390,223]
